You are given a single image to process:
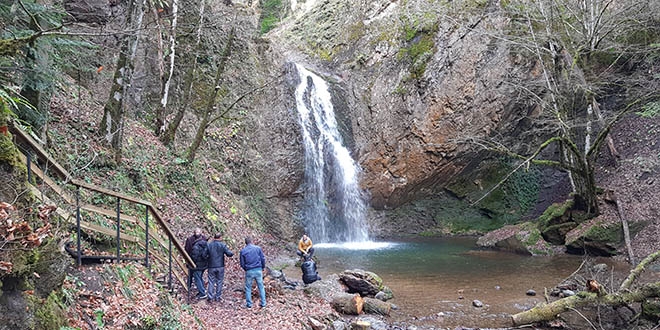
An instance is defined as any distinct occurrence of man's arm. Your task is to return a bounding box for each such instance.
[259,248,266,269]
[225,244,234,257]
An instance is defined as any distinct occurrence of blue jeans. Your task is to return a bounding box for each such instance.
[244,268,266,307]
[192,269,206,296]
[207,267,225,300]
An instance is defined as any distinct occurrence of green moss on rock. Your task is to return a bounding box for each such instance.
[537,199,574,228]
[642,298,660,322]
[32,291,67,330]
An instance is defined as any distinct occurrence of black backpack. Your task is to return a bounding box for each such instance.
[191,239,209,268]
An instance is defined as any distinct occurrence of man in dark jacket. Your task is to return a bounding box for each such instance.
[190,233,209,299]
[239,236,266,308]
[301,255,321,284]
[207,232,234,302]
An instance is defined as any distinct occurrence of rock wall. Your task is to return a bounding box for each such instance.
[243,0,557,236]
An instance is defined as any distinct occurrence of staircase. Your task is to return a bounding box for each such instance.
[9,122,195,295]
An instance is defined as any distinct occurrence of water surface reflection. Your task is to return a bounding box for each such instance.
[314,237,627,328]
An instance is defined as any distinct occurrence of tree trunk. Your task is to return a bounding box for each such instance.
[160,0,205,146]
[155,0,179,136]
[186,111,209,162]
[184,26,235,161]
[98,0,145,164]
[331,293,364,315]
[571,158,599,216]
[363,297,391,315]
[147,2,164,126]
[511,282,660,326]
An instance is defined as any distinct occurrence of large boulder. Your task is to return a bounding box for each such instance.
[565,218,645,256]
[477,222,559,256]
[339,269,383,296]
[304,274,347,302]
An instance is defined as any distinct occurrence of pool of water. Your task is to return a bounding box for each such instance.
[313,237,628,328]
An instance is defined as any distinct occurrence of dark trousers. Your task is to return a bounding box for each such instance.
[188,268,206,296]
[296,247,315,258]
[207,267,225,300]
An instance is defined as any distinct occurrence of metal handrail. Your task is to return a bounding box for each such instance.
[9,122,195,291]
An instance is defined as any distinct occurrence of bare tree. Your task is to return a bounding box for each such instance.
[159,0,206,146]
[472,0,657,217]
[98,0,146,164]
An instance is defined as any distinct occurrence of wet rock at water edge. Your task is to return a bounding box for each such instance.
[494,285,501,290]
[472,300,483,308]
[332,320,347,330]
[526,289,537,296]
[309,316,327,330]
[592,263,608,273]
[562,289,576,297]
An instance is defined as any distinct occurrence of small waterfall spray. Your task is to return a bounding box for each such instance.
[294,64,369,243]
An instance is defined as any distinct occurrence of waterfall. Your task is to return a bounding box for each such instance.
[294,64,369,243]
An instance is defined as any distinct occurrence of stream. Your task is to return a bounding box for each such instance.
[314,236,632,328]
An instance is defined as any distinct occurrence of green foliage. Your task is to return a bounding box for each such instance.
[397,14,438,80]
[637,101,660,118]
[259,0,283,34]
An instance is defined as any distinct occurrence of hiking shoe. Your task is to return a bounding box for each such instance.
[197,294,207,299]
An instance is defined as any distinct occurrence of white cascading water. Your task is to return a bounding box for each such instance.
[294,64,369,243]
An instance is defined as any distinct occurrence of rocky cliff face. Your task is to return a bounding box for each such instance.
[244,0,552,237]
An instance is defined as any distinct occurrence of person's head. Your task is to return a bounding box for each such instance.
[214,232,222,240]
[244,236,252,245]
[302,234,309,241]
[194,227,202,237]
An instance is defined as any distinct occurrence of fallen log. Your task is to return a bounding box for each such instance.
[331,293,364,315]
[363,297,391,316]
[511,282,660,326]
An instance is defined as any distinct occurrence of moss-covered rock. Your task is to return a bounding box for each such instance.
[536,199,580,245]
[565,218,647,256]
[476,222,559,256]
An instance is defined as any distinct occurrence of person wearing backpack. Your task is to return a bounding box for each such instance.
[190,230,210,299]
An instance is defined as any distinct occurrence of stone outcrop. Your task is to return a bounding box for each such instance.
[476,223,560,256]
[246,0,565,237]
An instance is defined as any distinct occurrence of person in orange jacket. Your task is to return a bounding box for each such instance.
[296,234,314,259]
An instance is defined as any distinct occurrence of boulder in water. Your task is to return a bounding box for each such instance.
[340,269,383,296]
[472,300,484,308]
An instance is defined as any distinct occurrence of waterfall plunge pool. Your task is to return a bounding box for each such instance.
[313,236,633,328]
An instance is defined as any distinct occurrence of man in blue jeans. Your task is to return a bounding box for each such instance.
[239,236,266,308]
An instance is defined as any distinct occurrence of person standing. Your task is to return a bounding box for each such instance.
[239,236,266,308]
[190,232,209,299]
[207,232,234,302]
[186,228,208,299]
[296,234,314,259]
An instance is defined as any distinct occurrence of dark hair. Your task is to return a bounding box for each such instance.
[214,233,222,239]
[245,236,252,245]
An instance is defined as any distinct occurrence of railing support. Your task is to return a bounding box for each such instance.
[76,186,81,266]
[145,206,150,270]
[168,238,173,290]
[116,197,121,263]
[26,152,32,183]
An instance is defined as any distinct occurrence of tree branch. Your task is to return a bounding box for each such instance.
[620,250,660,291]
[207,73,284,126]
[586,98,644,159]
